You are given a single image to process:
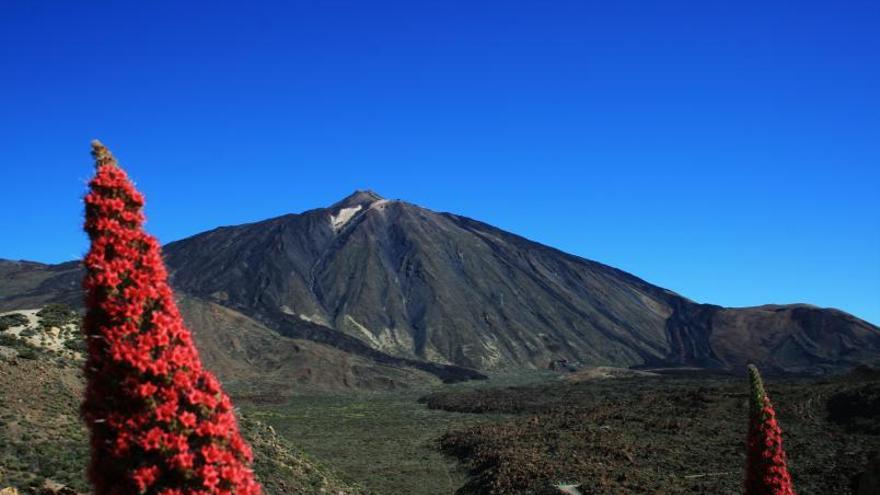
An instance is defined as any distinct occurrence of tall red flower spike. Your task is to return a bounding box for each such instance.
[744,364,796,495]
[81,141,262,495]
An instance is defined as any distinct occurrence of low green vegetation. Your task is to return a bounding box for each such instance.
[242,390,508,495]
[239,415,365,494]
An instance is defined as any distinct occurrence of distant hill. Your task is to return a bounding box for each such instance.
[2,190,878,374]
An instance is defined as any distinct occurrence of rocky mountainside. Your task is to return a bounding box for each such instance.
[2,191,878,374]
[0,259,484,386]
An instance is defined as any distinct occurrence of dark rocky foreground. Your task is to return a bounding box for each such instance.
[424,369,880,494]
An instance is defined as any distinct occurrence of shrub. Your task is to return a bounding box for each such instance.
[81,141,261,495]
[17,347,39,360]
[0,313,29,331]
[19,327,37,338]
[64,337,87,353]
[37,303,79,328]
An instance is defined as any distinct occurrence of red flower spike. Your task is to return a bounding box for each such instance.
[744,364,796,495]
[81,140,262,495]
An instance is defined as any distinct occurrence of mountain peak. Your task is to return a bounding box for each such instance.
[332,190,384,209]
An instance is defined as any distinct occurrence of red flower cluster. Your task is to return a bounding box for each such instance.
[744,365,796,495]
[81,141,262,495]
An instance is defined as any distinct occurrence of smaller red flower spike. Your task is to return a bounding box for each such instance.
[81,141,262,495]
[744,365,796,495]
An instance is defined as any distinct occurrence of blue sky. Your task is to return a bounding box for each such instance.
[1,1,878,324]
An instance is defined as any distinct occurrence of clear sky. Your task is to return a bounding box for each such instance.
[1,1,878,324]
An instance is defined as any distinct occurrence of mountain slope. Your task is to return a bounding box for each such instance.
[2,191,878,374]
[161,191,880,373]
[176,297,443,394]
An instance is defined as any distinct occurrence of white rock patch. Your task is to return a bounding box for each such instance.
[344,315,381,347]
[298,313,330,326]
[330,205,362,230]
